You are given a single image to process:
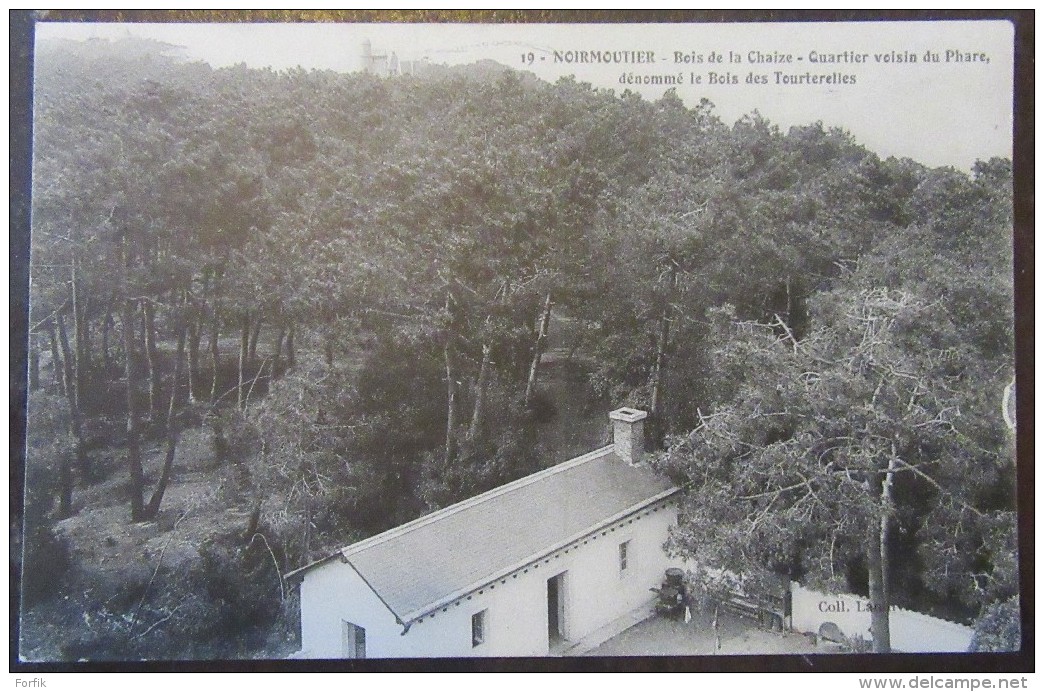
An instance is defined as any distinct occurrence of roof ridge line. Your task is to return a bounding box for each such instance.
[399,486,681,624]
[340,445,615,558]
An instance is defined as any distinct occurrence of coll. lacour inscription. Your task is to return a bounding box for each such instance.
[819,598,900,613]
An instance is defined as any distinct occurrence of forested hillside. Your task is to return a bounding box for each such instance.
[18,37,1017,660]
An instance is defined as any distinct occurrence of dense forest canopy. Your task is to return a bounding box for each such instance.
[19,37,1017,660]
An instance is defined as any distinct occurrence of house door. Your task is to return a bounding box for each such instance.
[547,572,567,644]
[341,620,366,659]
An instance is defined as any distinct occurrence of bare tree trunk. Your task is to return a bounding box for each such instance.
[245,492,263,541]
[47,321,67,395]
[784,275,808,341]
[649,305,671,417]
[71,254,89,404]
[444,295,458,466]
[143,304,187,519]
[76,306,90,397]
[650,266,676,423]
[122,298,146,522]
[286,323,296,368]
[186,294,204,403]
[865,461,893,654]
[142,298,159,416]
[524,292,553,407]
[208,267,224,402]
[187,319,199,404]
[186,275,207,404]
[101,302,114,372]
[272,323,286,378]
[444,339,458,465]
[469,342,492,441]
[303,495,313,561]
[248,315,262,365]
[48,319,75,517]
[55,313,90,481]
[55,314,75,403]
[57,442,74,518]
[209,308,221,402]
[241,443,265,534]
[81,317,91,369]
[866,525,891,653]
[876,452,899,649]
[211,419,228,467]
[323,315,335,367]
[237,312,250,409]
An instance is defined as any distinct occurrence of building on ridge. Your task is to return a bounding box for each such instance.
[360,39,427,77]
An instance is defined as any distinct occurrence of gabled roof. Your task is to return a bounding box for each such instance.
[288,445,678,625]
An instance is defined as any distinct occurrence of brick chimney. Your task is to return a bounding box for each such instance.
[609,407,647,465]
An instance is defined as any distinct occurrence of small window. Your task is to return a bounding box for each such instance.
[472,609,487,647]
[619,541,630,572]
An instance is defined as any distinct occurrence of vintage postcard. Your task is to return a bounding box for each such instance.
[13,13,1027,672]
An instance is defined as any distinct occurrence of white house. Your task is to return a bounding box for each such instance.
[286,407,682,658]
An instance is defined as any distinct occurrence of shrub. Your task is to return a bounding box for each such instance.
[526,387,558,423]
[971,595,1021,652]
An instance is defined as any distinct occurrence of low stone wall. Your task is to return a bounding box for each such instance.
[790,582,974,653]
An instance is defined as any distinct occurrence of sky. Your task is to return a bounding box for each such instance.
[36,20,1015,170]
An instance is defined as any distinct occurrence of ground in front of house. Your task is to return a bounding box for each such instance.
[581,607,821,657]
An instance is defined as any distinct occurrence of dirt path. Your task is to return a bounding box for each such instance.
[583,609,820,657]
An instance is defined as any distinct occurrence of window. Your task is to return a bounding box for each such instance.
[472,609,487,647]
[619,541,630,572]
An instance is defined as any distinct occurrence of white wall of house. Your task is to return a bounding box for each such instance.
[299,558,404,658]
[791,582,974,653]
[297,500,680,658]
[555,502,679,642]
[400,566,550,658]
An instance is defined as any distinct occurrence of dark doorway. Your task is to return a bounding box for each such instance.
[341,621,366,659]
[547,572,566,646]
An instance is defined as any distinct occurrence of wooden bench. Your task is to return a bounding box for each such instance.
[719,593,785,629]
[722,594,762,619]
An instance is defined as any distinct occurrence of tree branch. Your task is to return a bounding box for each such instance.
[772,313,798,352]
[737,480,807,501]
[892,458,984,518]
